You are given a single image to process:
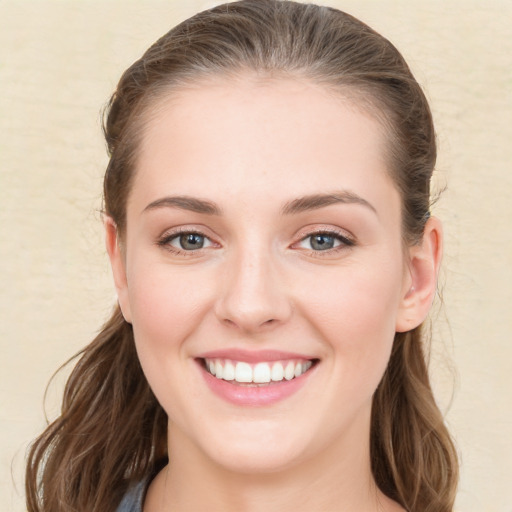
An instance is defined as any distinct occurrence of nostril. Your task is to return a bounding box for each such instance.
[220,316,278,331]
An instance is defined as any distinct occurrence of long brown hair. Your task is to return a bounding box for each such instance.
[26,1,458,510]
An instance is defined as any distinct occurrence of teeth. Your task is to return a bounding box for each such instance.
[235,362,252,383]
[284,361,295,380]
[271,362,284,381]
[253,362,271,383]
[223,360,235,381]
[204,358,314,384]
[215,360,223,379]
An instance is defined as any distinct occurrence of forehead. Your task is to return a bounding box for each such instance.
[130,76,398,217]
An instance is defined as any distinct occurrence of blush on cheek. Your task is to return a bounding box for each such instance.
[301,265,400,389]
[311,267,400,336]
[127,270,212,379]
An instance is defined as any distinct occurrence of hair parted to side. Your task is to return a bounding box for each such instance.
[26,1,458,511]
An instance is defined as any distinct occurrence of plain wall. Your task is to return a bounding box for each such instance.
[1,1,511,510]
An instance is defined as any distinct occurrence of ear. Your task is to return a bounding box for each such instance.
[395,216,443,333]
[104,216,132,324]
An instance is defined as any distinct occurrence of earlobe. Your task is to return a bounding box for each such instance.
[104,216,132,324]
[395,217,443,333]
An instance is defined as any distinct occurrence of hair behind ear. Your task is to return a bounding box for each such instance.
[25,307,167,512]
[371,327,458,512]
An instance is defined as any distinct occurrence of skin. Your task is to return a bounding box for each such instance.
[106,75,442,512]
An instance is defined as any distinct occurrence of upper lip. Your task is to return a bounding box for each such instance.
[195,348,317,363]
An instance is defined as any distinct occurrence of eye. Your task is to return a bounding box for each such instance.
[304,233,338,251]
[174,233,209,250]
[296,230,355,252]
[158,230,215,253]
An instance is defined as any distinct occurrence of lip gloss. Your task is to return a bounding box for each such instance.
[197,360,316,406]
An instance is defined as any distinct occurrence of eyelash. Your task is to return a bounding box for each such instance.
[156,227,217,257]
[294,229,355,256]
[156,227,355,257]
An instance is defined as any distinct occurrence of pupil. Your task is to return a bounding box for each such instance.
[180,233,204,250]
[311,234,334,251]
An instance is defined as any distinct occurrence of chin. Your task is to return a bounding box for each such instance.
[188,416,319,475]
[208,441,307,475]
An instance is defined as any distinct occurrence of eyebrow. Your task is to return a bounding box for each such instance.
[143,196,222,215]
[142,190,377,217]
[281,191,377,216]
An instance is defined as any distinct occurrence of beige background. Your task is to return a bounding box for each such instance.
[1,1,511,511]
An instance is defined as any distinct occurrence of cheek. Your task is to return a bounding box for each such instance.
[125,262,216,421]
[126,259,213,365]
[297,256,403,388]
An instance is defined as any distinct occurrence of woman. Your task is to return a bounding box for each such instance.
[25,1,459,511]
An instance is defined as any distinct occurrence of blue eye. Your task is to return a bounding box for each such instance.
[298,231,354,252]
[309,234,336,251]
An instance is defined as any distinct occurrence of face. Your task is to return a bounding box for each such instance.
[108,76,425,474]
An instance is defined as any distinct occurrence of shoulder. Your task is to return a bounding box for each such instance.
[116,480,148,512]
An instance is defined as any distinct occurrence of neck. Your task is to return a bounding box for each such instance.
[144,414,402,512]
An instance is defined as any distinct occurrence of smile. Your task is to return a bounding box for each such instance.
[196,352,319,406]
[203,358,314,385]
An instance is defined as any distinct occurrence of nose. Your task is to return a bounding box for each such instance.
[214,247,293,334]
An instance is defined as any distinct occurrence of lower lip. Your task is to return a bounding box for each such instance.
[198,361,316,406]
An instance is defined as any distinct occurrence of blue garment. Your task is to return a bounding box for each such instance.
[116,480,147,512]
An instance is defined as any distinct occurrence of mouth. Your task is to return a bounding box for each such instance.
[199,357,318,387]
[195,349,319,405]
